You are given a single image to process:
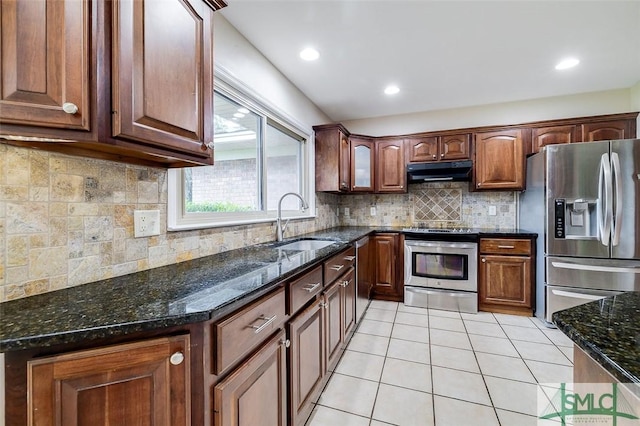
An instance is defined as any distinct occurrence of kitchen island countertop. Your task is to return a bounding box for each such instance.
[553,291,640,384]
[0,226,535,352]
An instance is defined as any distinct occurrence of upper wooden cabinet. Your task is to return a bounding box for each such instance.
[406,134,470,162]
[474,129,526,191]
[376,138,406,193]
[0,0,225,168]
[0,0,91,130]
[314,124,351,192]
[580,119,635,142]
[529,114,637,154]
[531,125,577,153]
[350,136,374,192]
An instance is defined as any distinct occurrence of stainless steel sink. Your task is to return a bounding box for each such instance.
[278,239,336,251]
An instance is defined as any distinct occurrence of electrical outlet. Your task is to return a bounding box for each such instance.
[344,207,350,217]
[134,210,160,238]
[370,206,377,216]
[488,205,497,216]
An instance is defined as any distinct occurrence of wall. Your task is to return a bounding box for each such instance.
[342,88,637,136]
[631,80,640,131]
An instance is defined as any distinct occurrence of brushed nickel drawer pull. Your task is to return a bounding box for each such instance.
[497,245,515,249]
[343,256,356,261]
[302,282,321,292]
[329,264,344,271]
[248,314,277,334]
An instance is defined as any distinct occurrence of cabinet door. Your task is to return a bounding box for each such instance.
[112,0,213,160]
[339,130,351,191]
[215,330,288,426]
[372,234,403,301]
[340,268,356,340]
[531,125,576,153]
[376,139,406,193]
[406,136,438,162]
[28,335,190,426]
[581,120,633,142]
[0,0,91,130]
[288,300,324,426]
[479,255,532,309]
[324,281,343,371]
[350,137,374,191]
[440,134,470,160]
[474,129,525,190]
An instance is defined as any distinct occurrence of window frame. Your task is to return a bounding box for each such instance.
[168,74,315,231]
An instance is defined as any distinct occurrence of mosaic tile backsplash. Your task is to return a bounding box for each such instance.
[1,144,517,301]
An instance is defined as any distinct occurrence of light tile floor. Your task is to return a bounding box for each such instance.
[306,300,574,426]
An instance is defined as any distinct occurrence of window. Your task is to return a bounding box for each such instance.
[168,80,313,230]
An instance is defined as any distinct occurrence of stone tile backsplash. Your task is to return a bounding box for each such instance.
[339,182,516,229]
[1,145,517,301]
[0,145,340,301]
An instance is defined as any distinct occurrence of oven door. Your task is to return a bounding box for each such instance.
[404,240,478,292]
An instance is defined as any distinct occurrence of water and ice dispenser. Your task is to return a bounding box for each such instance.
[554,198,598,240]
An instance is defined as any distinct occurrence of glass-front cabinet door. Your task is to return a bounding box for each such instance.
[350,137,374,191]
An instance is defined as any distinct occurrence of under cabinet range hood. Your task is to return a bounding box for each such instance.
[406,160,473,183]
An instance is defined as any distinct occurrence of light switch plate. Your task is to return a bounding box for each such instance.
[134,210,160,238]
[344,207,350,217]
[370,207,377,216]
[488,205,497,216]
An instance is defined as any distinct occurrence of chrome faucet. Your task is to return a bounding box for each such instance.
[276,192,309,241]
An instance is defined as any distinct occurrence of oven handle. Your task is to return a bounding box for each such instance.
[405,241,477,250]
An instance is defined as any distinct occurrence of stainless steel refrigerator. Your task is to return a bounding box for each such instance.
[520,139,640,323]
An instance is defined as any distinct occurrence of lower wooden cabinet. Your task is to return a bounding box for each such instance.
[27,335,191,426]
[288,298,325,426]
[214,330,288,426]
[371,233,403,301]
[341,268,356,340]
[479,238,535,316]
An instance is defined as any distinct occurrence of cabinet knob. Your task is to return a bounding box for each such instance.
[280,339,291,348]
[400,185,404,189]
[477,183,481,188]
[432,154,436,159]
[170,351,185,365]
[62,102,78,114]
[200,141,214,151]
[440,153,445,157]
[481,258,486,263]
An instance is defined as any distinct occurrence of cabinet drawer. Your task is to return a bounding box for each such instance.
[288,265,324,315]
[214,288,286,374]
[324,247,356,285]
[480,239,531,255]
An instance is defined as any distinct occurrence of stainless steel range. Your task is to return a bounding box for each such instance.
[403,228,479,313]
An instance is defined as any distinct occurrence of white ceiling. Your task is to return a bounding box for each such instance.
[220,1,640,122]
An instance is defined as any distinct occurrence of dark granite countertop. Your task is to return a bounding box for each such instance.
[0,225,536,352]
[553,291,640,384]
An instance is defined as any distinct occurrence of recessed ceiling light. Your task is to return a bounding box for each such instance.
[299,48,320,61]
[384,85,400,95]
[237,108,249,114]
[555,58,580,70]
[233,113,245,118]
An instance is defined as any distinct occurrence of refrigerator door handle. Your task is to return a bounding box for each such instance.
[610,152,622,247]
[597,153,612,246]
[551,261,640,274]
